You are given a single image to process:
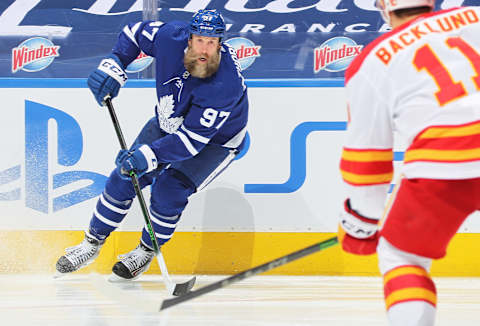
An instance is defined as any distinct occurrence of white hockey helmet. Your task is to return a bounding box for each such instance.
[375,0,435,24]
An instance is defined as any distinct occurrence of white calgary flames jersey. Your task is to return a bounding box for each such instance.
[341,6,480,218]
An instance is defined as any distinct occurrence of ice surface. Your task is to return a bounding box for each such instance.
[0,274,479,326]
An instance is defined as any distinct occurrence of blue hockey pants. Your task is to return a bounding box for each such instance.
[88,117,238,247]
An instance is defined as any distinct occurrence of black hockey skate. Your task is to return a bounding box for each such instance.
[110,243,155,281]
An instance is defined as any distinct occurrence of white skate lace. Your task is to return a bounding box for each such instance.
[118,246,154,272]
[64,240,98,267]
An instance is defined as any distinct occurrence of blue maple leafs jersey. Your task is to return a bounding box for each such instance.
[111,20,249,163]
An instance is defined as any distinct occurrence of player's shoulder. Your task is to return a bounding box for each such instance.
[157,20,189,42]
[162,20,189,31]
[345,6,473,85]
[212,45,245,94]
[219,43,241,71]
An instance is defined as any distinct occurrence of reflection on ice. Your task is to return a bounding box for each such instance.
[0,274,478,326]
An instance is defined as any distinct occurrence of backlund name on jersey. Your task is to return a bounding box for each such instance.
[377,8,479,65]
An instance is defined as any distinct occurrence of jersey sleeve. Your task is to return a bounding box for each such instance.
[341,65,394,219]
[112,21,186,68]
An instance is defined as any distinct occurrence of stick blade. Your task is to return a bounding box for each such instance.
[172,276,196,296]
[159,299,172,311]
[160,295,181,310]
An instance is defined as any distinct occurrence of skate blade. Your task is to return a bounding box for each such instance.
[53,271,68,279]
[107,273,138,283]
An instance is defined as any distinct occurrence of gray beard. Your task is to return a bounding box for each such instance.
[184,48,221,79]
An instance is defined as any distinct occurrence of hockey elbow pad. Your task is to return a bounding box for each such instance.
[338,199,379,255]
[87,54,128,106]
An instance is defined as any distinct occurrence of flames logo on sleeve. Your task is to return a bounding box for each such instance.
[12,37,60,73]
[314,37,363,73]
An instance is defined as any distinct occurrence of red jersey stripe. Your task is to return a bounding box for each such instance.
[384,274,436,298]
[340,159,393,175]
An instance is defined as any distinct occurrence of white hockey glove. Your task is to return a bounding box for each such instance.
[338,199,380,255]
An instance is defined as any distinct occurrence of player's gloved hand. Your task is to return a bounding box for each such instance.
[338,199,379,255]
[115,144,158,178]
[87,54,128,106]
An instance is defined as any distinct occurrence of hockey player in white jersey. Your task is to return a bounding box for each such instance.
[338,1,480,325]
[55,9,249,280]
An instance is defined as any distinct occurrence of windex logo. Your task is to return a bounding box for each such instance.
[12,37,60,73]
[126,51,154,73]
[314,37,363,73]
[224,37,261,71]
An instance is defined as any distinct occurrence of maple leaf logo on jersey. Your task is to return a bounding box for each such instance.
[156,94,184,134]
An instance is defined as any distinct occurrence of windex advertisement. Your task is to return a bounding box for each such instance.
[0,0,477,78]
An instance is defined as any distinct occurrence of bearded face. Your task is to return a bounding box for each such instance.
[184,34,221,79]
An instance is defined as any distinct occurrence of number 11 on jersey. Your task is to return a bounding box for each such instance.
[413,36,480,106]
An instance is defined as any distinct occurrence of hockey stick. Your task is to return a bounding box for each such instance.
[160,236,338,310]
[104,97,196,296]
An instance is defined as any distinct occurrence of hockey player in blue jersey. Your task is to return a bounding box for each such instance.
[55,9,249,280]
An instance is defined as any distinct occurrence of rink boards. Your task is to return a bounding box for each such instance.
[0,78,479,276]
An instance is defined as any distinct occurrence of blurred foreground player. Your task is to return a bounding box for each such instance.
[338,1,480,325]
[55,9,249,280]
